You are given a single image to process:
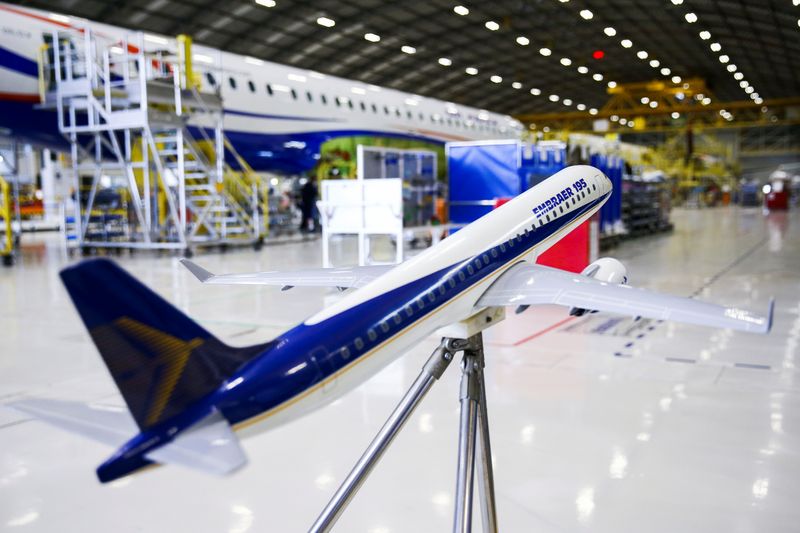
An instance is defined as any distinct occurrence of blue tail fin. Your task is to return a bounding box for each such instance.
[60,258,269,430]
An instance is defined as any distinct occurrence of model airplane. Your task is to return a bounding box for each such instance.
[10,166,773,483]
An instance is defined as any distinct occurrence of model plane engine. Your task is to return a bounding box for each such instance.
[569,257,629,316]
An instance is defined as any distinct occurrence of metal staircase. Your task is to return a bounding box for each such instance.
[38,27,266,254]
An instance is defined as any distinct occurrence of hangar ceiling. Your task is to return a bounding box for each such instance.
[10,0,800,117]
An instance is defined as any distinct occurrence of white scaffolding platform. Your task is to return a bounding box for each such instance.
[39,28,266,255]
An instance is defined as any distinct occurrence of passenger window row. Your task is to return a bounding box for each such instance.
[335,249,511,361]
[204,72,505,133]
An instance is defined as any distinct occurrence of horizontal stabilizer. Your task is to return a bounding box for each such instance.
[147,410,247,476]
[9,400,246,476]
[180,259,393,289]
[8,398,137,447]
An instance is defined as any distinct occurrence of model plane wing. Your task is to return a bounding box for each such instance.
[478,263,773,333]
[8,400,246,476]
[180,259,393,289]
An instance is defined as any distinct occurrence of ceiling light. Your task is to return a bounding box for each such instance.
[670,0,683,4]
[560,57,572,66]
[649,59,660,68]
[740,80,749,88]
[288,73,307,82]
[593,73,603,81]
[255,0,276,6]
[516,36,530,46]
[490,75,503,83]
[401,45,416,54]
[684,12,698,23]
[699,31,711,40]
[727,64,737,72]
[607,81,617,88]
[754,97,763,104]
[671,75,681,83]
[610,115,619,122]
[751,92,760,99]
[589,108,598,115]
[660,67,671,75]
[710,42,721,52]
[745,86,754,94]
[641,97,650,104]
[577,66,589,74]
[438,57,452,66]
[530,88,542,95]
[637,50,648,59]
[465,67,478,75]
[485,20,500,31]
[245,56,264,65]
[702,97,711,105]
[512,81,523,89]
[649,101,658,108]
[734,72,744,80]
[719,54,729,63]
[619,118,627,125]
[579,9,593,19]
[604,27,617,36]
[577,103,586,110]
[317,16,335,27]
[563,98,573,105]
[620,39,633,48]
[351,87,367,95]
[539,47,552,56]
[549,94,559,102]
[364,33,380,42]
[671,112,680,119]
[453,5,469,15]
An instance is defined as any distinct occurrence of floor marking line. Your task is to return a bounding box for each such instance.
[513,316,576,347]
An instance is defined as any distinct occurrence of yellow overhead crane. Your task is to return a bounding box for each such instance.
[517,79,800,134]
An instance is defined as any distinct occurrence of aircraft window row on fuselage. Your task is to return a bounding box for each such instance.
[334,242,514,364]
[205,72,510,134]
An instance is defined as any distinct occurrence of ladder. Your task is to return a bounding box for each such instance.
[38,27,265,254]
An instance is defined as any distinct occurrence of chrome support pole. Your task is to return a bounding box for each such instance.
[453,339,481,533]
[473,333,498,533]
[309,338,465,533]
[308,332,498,533]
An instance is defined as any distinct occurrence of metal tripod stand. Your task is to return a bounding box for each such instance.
[309,331,498,533]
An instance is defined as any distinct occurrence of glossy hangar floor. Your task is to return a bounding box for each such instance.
[2,207,798,533]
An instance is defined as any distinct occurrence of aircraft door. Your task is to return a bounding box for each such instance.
[309,346,338,394]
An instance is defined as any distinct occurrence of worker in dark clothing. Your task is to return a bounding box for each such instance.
[299,178,319,233]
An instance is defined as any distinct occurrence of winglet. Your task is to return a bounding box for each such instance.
[180,259,215,283]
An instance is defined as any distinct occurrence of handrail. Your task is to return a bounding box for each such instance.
[187,85,269,236]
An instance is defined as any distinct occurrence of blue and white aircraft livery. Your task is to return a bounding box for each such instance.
[12,166,773,483]
[0,3,524,174]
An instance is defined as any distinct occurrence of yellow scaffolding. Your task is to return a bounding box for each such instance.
[0,175,14,265]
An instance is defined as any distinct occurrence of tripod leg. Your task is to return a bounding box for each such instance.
[309,338,462,533]
[473,334,499,533]
[453,344,481,533]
